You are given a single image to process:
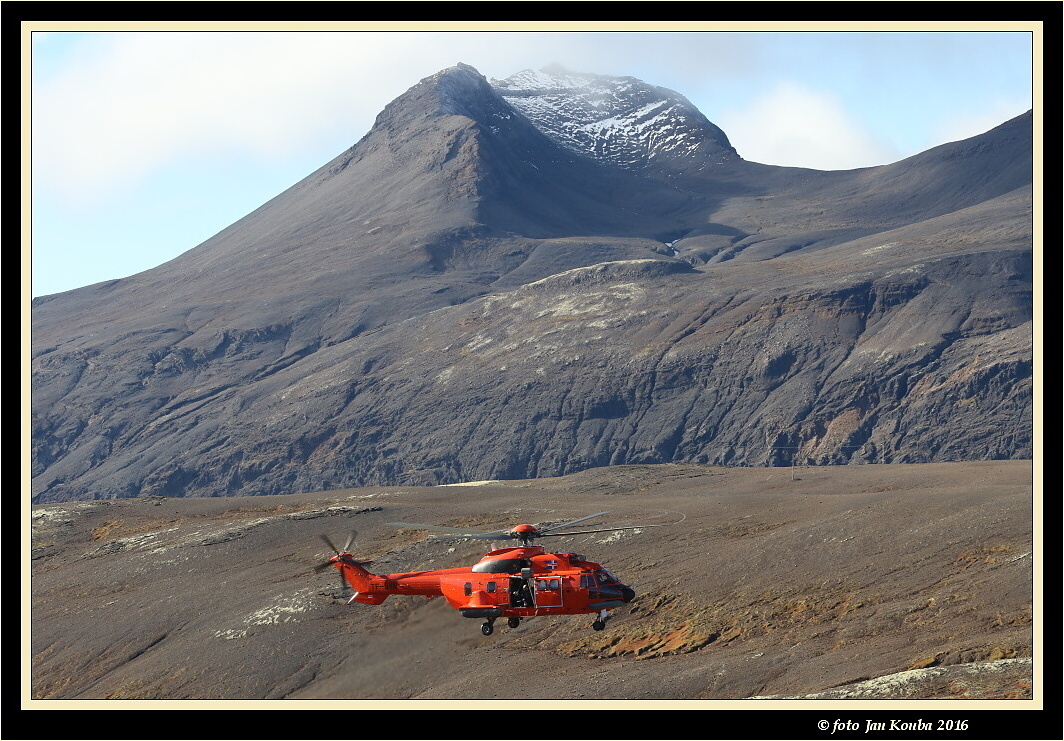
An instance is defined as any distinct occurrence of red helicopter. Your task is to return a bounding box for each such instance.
[315,512,660,635]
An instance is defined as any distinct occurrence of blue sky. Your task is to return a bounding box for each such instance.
[27,26,1037,298]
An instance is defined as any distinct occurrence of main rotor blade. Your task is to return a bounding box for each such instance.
[386,522,509,539]
[342,530,357,553]
[539,512,610,534]
[320,534,340,554]
[541,512,686,538]
[538,524,656,538]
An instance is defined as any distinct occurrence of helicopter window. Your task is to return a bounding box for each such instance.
[486,581,497,593]
[595,570,616,584]
[471,558,529,574]
[463,582,472,596]
[537,578,560,591]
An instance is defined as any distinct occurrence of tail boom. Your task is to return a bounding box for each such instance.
[332,560,445,603]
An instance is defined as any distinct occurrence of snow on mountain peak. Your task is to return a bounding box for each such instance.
[492,67,735,171]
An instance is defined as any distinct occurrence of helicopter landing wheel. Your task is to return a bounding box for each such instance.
[592,619,606,631]
[481,621,494,636]
[507,617,521,629]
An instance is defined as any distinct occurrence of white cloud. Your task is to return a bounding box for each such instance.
[716,81,898,171]
[31,33,455,204]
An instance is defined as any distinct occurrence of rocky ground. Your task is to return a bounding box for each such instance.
[27,461,1040,715]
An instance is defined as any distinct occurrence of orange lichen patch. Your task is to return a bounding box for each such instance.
[89,519,179,542]
[999,680,1034,700]
[944,680,972,698]
[565,585,889,660]
[833,593,875,618]
[991,609,1033,628]
[907,653,943,670]
[90,520,124,541]
[598,589,876,658]
[602,623,721,658]
[554,617,722,660]
[980,544,1020,565]
[939,675,1032,700]
[986,646,1021,660]
[951,542,1023,572]
[725,588,881,637]
[892,645,1034,689]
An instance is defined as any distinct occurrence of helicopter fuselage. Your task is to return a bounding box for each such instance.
[334,545,635,622]
[319,513,656,634]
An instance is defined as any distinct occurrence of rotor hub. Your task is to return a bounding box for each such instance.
[509,523,541,545]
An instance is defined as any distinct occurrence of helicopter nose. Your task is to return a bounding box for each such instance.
[620,584,636,603]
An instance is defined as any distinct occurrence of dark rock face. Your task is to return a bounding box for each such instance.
[30,64,1035,502]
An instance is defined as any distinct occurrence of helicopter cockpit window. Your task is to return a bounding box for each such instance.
[595,570,616,584]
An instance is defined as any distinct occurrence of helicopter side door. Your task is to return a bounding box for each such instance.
[533,575,563,608]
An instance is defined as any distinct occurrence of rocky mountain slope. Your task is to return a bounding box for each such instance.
[28,461,1036,704]
[29,64,1035,503]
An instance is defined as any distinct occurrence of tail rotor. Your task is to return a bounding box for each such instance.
[315,530,373,596]
[318,531,356,561]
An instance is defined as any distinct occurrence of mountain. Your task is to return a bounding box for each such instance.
[29,64,1035,503]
